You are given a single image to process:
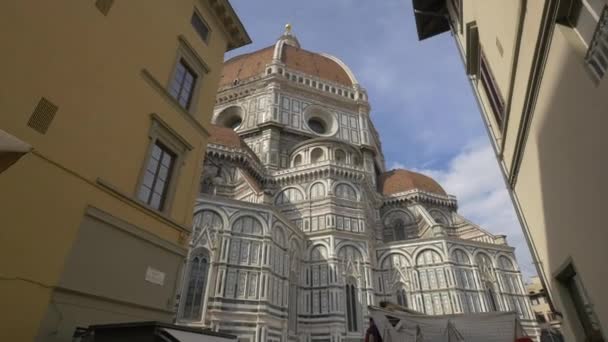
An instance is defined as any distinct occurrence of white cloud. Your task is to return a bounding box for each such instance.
[394,138,537,279]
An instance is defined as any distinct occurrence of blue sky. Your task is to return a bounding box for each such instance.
[227,0,536,279]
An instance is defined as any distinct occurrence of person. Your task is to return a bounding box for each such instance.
[365,317,383,342]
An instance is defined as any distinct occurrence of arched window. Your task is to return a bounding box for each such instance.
[310,245,328,261]
[338,245,363,263]
[416,250,445,295]
[275,187,304,205]
[475,253,499,312]
[293,154,303,167]
[273,226,286,248]
[380,254,411,306]
[182,250,210,320]
[288,241,300,333]
[383,210,414,242]
[310,148,324,163]
[452,250,473,292]
[430,210,449,225]
[485,283,499,311]
[345,278,358,332]
[335,149,346,163]
[475,253,494,278]
[393,219,406,240]
[416,249,443,266]
[192,210,223,239]
[396,287,408,307]
[452,249,471,265]
[232,216,263,235]
[310,182,326,200]
[335,183,357,201]
[498,256,515,271]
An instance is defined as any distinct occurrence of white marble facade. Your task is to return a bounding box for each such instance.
[176,27,538,342]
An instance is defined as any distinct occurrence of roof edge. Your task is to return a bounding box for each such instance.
[209,0,252,51]
[411,0,450,40]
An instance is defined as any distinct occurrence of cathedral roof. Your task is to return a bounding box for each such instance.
[207,124,248,149]
[220,26,355,87]
[207,125,261,164]
[379,169,447,196]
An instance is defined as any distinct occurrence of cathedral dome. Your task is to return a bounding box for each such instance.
[379,169,447,196]
[220,25,357,87]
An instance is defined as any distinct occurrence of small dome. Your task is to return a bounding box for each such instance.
[379,169,446,196]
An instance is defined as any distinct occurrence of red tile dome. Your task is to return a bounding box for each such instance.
[379,169,446,196]
[220,44,354,87]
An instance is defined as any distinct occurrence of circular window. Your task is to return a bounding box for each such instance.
[214,106,244,130]
[303,106,338,137]
[308,118,326,134]
[226,117,242,129]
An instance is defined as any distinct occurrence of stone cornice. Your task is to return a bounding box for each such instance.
[206,0,251,51]
[382,189,458,209]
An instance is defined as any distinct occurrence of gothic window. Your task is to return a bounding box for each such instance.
[485,283,499,311]
[396,287,408,307]
[192,210,223,240]
[310,245,328,261]
[393,219,406,240]
[430,210,449,225]
[475,253,494,281]
[335,149,346,163]
[497,256,515,271]
[383,210,414,242]
[273,225,286,248]
[380,254,411,301]
[310,182,326,200]
[288,270,299,333]
[338,245,363,264]
[416,250,443,266]
[451,249,471,265]
[310,147,325,162]
[334,183,357,201]
[182,250,210,320]
[232,216,263,235]
[275,187,304,205]
[345,279,358,332]
[451,249,475,292]
[475,253,500,312]
[416,250,445,294]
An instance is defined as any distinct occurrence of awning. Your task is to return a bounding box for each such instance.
[0,129,31,173]
[159,327,236,342]
[412,0,450,40]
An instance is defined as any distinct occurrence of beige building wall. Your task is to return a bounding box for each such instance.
[0,1,249,341]
[527,276,561,329]
[413,0,608,341]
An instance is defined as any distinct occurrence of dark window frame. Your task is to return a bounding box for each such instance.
[191,10,211,44]
[556,263,605,342]
[479,49,506,129]
[169,59,198,109]
[138,141,177,211]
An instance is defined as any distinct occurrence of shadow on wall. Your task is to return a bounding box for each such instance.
[534,27,608,341]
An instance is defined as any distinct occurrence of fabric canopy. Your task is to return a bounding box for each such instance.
[370,306,526,342]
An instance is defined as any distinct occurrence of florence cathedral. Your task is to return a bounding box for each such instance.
[176,26,539,342]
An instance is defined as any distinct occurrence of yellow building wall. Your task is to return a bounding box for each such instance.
[0,0,243,340]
